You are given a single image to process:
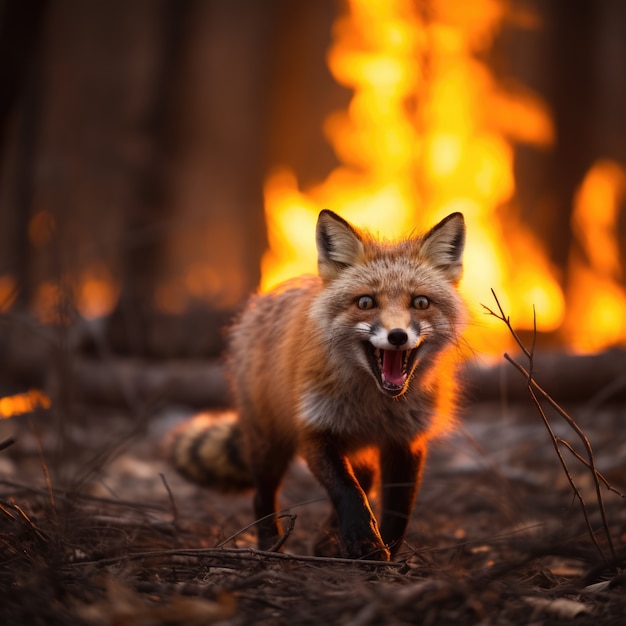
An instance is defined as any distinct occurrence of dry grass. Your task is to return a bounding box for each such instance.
[1,294,625,624]
[1,402,625,625]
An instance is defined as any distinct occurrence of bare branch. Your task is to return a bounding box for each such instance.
[557,438,625,498]
[485,290,617,560]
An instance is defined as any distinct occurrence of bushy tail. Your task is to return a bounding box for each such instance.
[168,412,253,491]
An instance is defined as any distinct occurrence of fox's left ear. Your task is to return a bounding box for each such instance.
[316,210,365,281]
[419,212,465,283]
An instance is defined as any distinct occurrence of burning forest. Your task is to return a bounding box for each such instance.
[0,1,625,624]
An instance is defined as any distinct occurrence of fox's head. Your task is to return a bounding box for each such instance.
[314,210,466,398]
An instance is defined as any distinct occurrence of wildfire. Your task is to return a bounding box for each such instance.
[22,208,121,324]
[261,0,560,356]
[1,2,623,360]
[566,160,626,353]
[32,264,119,325]
[0,389,51,419]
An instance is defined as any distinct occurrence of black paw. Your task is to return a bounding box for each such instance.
[341,536,391,561]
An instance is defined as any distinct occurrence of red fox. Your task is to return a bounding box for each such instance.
[171,210,466,560]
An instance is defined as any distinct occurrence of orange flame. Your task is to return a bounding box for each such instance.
[261,0,559,356]
[33,264,119,324]
[76,264,120,320]
[0,389,51,419]
[565,160,626,352]
[0,275,17,312]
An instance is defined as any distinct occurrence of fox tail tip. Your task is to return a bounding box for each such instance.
[167,412,253,492]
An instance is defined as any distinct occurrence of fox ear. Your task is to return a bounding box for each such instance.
[419,212,465,283]
[316,210,365,281]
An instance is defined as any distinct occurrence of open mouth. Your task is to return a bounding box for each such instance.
[363,342,421,397]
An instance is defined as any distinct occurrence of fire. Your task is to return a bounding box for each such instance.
[33,264,119,324]
[1,3,623,360]
[566,160,626,352]
[22,207,120,323]
[261,0,560,356]
[76,264,120,320]
[0,275,17,312]
[0,389,51,419]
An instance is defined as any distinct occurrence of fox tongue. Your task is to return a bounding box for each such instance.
[382,350,405,387]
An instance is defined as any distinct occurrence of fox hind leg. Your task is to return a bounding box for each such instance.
[250,443,296,551]
[252,471,286,551]
[239,415,296,552]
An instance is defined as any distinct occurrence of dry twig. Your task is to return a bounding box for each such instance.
[483,289,618,561]
[0,437,15,453]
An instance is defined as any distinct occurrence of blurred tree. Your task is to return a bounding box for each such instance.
[0,0,50,307]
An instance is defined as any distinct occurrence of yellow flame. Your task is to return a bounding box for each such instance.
[572,160,624,280]
[0,389,51,419]
[566,160,626,352]
[261,0,561,356]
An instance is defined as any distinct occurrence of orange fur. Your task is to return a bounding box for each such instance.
[171,210,467,560]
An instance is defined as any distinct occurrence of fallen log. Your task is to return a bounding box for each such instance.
[1,315,625,408]
[0,316,231,408]
[68,357,231,409]
[463,348,626,405]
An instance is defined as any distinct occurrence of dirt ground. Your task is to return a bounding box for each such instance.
[1,391,625,625]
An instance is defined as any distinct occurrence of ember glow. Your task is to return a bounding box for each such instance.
[0,389,51,419]
[76,264,120,320]
[33,265,119,324]
[0,275,17,312]
[260,0,605,356]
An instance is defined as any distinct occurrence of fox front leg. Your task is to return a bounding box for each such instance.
[379,441,425,557]
[302,432,390,561]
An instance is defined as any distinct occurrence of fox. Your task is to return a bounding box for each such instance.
[170,209,466,561]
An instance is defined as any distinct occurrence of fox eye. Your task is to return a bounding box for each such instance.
[413,295,429,310]
[357,295,376,310]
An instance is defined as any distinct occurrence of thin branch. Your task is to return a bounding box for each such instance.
[484,290,617,560]
[525,383,605,560]
[64,545,404,570]
[215,497,325,549]
[503,353,615,559]
[268,514,297,553]
[159,472,179,525]
[0,436,16,453]
[557,438,625,498]
[483,289,531,360]
[29,421,55,511]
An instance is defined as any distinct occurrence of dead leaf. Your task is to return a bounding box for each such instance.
[523,596,591,619]
[74,577,234,625]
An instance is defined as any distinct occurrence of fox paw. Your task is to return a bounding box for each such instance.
[342,537,391,561]
[337,526,391,560]
[337,517,391,561]
[314,529,389,560]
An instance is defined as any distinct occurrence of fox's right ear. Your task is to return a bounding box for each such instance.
[316,210,365,281]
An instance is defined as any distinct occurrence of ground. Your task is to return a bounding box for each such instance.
[0,392,625,625]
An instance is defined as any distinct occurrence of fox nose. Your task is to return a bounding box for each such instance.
[387,328,408,347]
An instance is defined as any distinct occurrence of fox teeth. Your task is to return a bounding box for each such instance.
[375,348,408,374]
[365,343,422,397]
